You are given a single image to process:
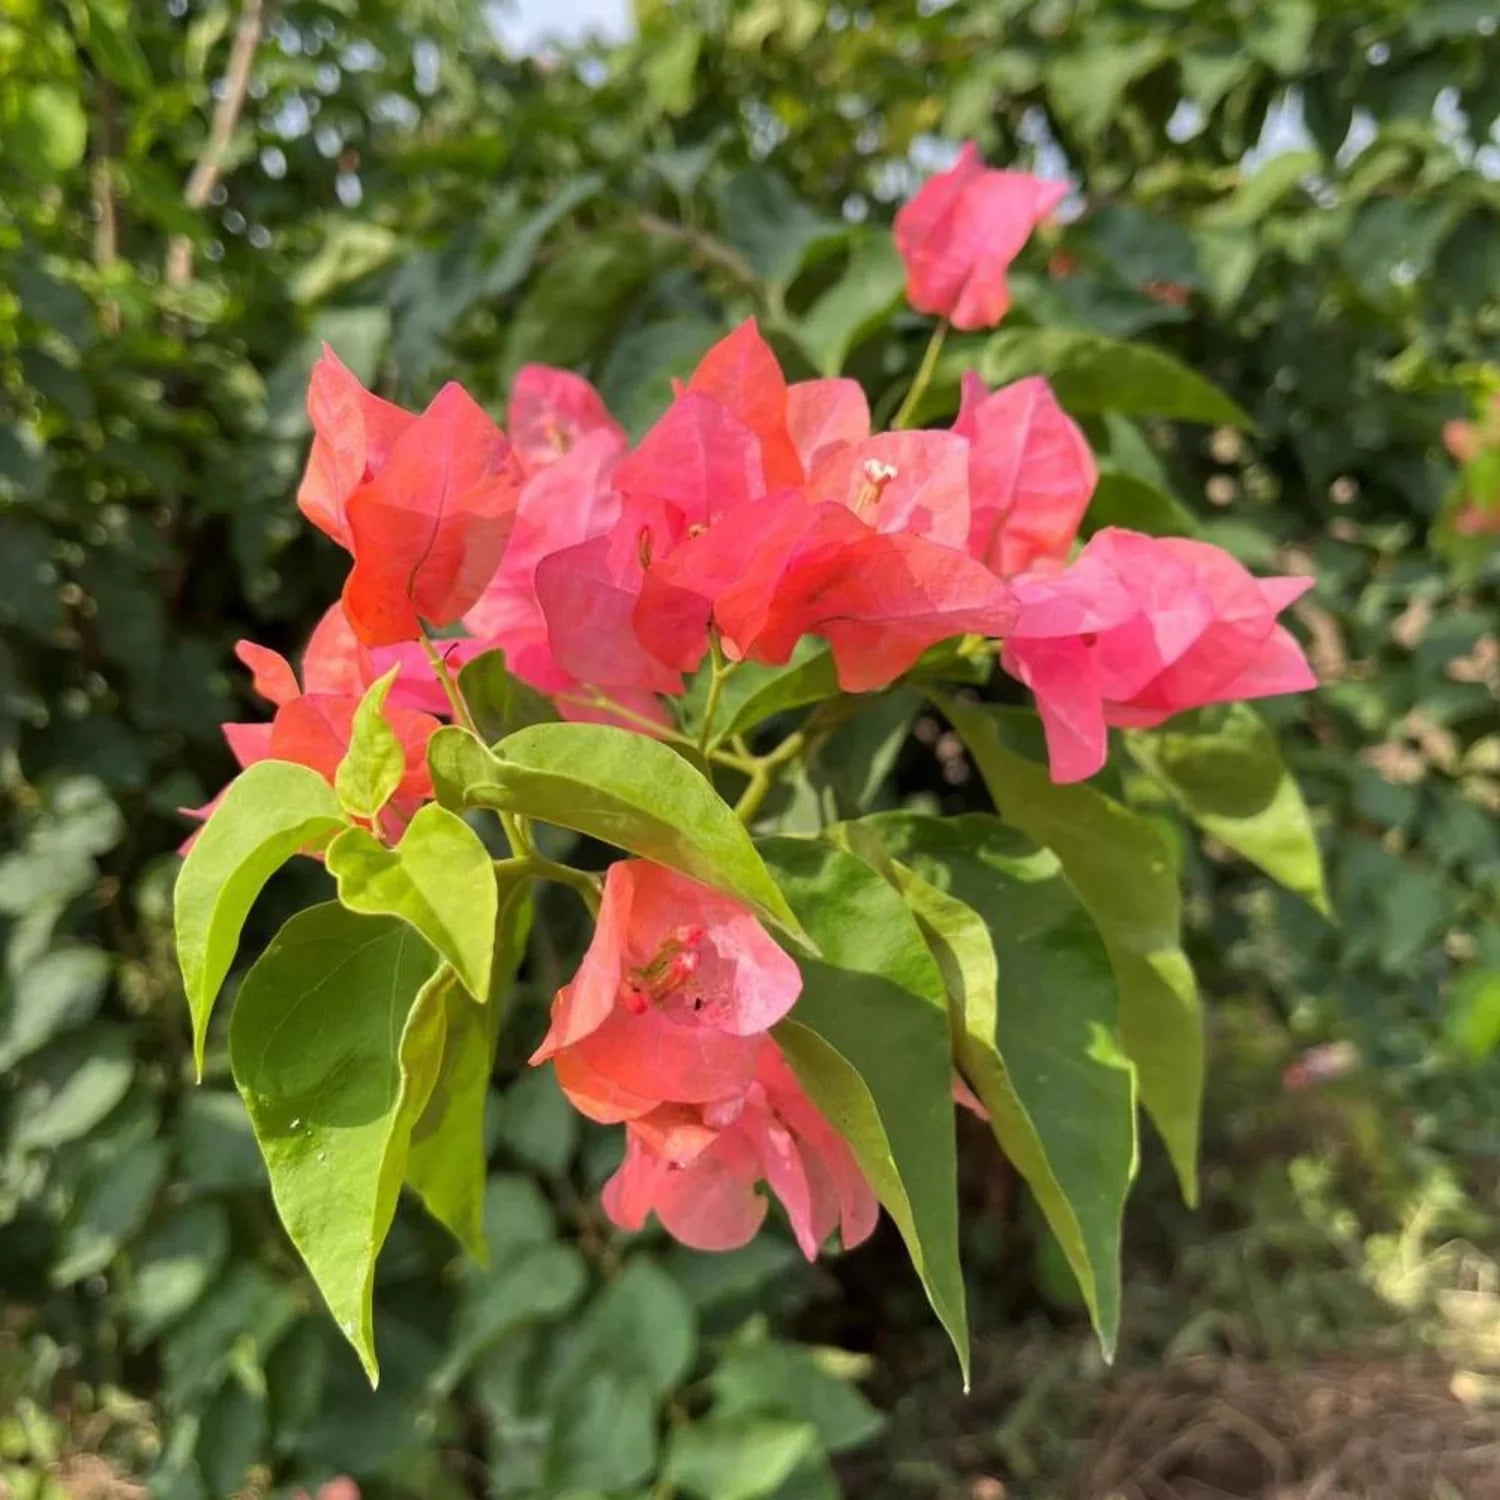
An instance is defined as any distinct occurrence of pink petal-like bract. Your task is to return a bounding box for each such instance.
[297,347,414,548]
[954,373,1097,575]
[508,364,623,473]
[894,143,1067,331]
[342,383,525,645]
[687,319,804,490]
[1002,527,1317,782]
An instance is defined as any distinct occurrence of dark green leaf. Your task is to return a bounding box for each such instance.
[761,838,969,1382]
[981,328,1252,428]
[794,232,907,375]
[458,649,559,743]
[944,702,1203,1205]
[1083,470,1201,538]
[861,813,1135,1354]
[709,1341,884,1453]
[665,1418,819,1500]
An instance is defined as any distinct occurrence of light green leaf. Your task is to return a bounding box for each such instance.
[334,667,405,820]
[229,904,445,1383]
[1446,968,1500,1063]
[1046,37,1166,142]
[981,328,1252,428]
[428,723,807,943]
[13,85,88,172]
[407,877,533,1259]
[862,813,1136,1356]
[761,838,968,1383]
[173,760,346,1076]
[458,649,559,744]
[665,1418,819,1500]
[545,1371,658,1493]
[327,803,500,1000]
[1126,704,1330,915]
[794,232,907,376]
[944,702,1203,1205]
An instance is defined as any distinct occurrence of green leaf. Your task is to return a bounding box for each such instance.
[550,1257,697,1402]
[1446,968,1500,1063]
[493,1064,579,1178]
[334,667,405,820]
[53,1139,170,1287]
[666,1418,819,1500]
[0,944,111,1070]
[1046,37,1166,142]
[683,639,840,748]
[713,168,845,288]
[709,1341,884,1453]
[1126,705,1330,916]
[14,1025,133,1150]
[407,876,533,1258]
[794,232,907,376]
[944,703,1203,1205]
[327,803,500,1000]
[981,328,1252,428]
[861,813,1136,1356]
[504,230,654,377]
[229,904,445,1383]
[124,1202,231,1348]
[428,723,807,943]
[84,0,154,94]
[1083,470,1201,539]
[761,838,968,1383]
[458,649,559,743]
[545,1371,658,1492]
[12,85,88,173]
[598,316,724,440]
[173,760,346,1076]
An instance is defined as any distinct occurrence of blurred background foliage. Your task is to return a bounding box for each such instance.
[1,0,1498,1496]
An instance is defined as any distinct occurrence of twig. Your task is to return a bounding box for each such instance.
[165,0,268,287]
[635,211,760,291]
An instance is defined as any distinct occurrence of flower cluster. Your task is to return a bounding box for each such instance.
[201,142,1319,1257]
[535,861,875,1257]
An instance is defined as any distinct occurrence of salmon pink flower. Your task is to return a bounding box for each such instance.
[297,347,415,549]
[634,488,1017,692]
[533,861,803,1116]
[341,383,526,646]
[508,364,623,473]
[686,319,804,491]
[786,377,871,475]
[601,1041,878,1260]
[1002,528,1316,783]
[953,373,1096,576]
[894,143,1067,330]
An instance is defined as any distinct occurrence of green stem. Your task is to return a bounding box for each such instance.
[494,854,601,917]
[418,631,478,736]
[697,635,734,753]
[891,319,949,431]
[421,630,535,854]
[733,729,807,826]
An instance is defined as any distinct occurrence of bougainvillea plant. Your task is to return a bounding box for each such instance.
[173,146,1324,1386]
